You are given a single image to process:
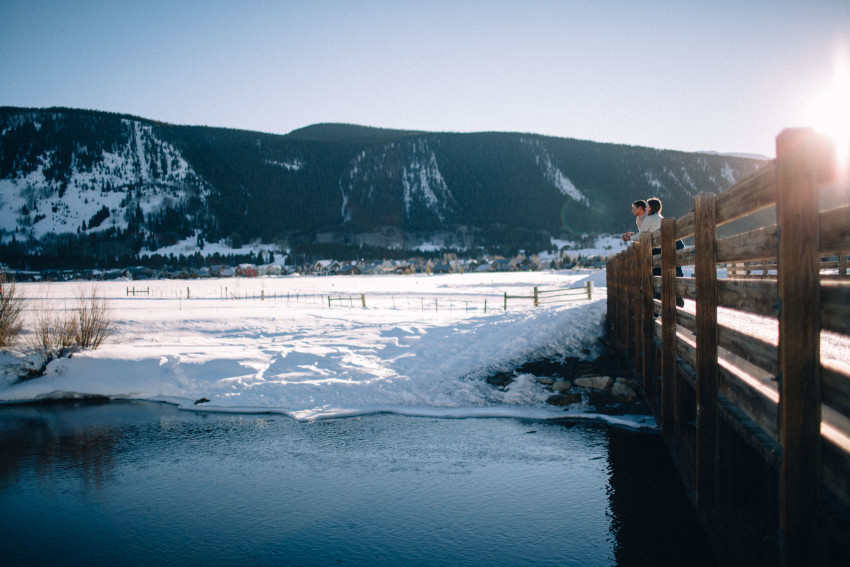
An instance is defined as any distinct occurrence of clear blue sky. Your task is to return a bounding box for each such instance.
[2,0,848,157]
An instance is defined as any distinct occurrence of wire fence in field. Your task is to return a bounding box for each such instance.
[503,282,594,309]
[122,283,596,311]
[14,281,596,316]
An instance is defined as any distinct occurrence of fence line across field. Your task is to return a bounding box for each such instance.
[116,282,596,311]
[13,281,597,318]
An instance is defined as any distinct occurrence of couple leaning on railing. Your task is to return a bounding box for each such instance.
[620,196,684,305]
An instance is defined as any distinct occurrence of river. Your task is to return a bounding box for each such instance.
[0,400,716,566]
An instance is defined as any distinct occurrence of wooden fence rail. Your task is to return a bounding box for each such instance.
[504,282,593,309]
[328,294,366,308]
[606,128,849,567]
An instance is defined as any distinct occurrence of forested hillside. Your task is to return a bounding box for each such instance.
[0,107,767,269]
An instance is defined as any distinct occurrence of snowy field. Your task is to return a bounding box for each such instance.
[3,267,845,430]
[0,270,627,423]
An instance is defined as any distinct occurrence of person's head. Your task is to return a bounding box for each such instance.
[631,200,647,217]
[647,198,662,215]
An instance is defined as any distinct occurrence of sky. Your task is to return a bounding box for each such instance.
[1,0,849,158]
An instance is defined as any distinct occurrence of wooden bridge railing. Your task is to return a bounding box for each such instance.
[606,128,850,567]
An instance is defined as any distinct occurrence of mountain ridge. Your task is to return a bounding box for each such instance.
[0,106,768,268]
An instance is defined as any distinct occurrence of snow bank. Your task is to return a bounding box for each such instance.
[0,271,655,427]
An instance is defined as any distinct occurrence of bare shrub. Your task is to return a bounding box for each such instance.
[24,287,114,377]
[0,282,25,348]
[75,288,114,349]
[28,304,80,368]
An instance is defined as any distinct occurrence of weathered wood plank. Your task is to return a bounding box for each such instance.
[823,363,850,419]
[650,229,662,248]
[717,322,778,376]
[821,405,850,505]
[717,353,780,442]
[676,211,696,240]
[823,439,850,508]
[640,239,655,396]
[676,326,698,371]
[677,278,696,302]
[717,279,778,318]
[776,128,824,566]
[677,357,698,390]
[717,394,781,468]
[677,247,696,268]
[819,204,850,255]
[716,161,777,227]
[695,192,719,508]
[676,307,696,335]
[821,281,850,335]
[716,225,778,264]
[628,249,637,361]
[662,218,678,434]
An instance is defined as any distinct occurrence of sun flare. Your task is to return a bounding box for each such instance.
[804,50,850,173]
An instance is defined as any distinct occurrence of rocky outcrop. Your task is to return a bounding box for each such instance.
[486,346,649,416]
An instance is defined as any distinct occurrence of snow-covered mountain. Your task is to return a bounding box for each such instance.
[0,115,211,240]
[0,107,768,267]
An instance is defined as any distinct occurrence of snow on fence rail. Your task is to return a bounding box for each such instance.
[606,128,850,566]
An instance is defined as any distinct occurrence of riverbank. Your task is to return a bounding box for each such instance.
[1,271,628,424]
[485,329,651,417]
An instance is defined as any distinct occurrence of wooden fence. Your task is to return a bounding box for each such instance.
[606,128,849,566]
[504,282,593,309]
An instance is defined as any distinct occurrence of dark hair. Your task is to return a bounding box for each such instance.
[632,199,647,211]
[647,197,662,214]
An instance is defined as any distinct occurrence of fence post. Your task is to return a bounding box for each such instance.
[661,217,677,434]
[361,294,366,308]
[776,128,825,566]
[533,286,538,307]
[618,254,628,349]
[586,280,593,300]
[694,192,719,509]
[627,247,637,362]
[639,239,654,396]
[504,292,507,310]
[606,261,613,327]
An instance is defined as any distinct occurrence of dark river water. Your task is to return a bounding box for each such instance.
[0,400,715,566]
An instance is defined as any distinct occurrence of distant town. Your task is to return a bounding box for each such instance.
[0,252,609,282]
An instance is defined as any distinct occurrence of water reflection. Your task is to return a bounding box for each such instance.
[0,400,122,492]
[605,427,716,567]
[0,401,715,566]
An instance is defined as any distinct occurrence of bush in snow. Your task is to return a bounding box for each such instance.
[0,282,25,348]
[25,288,114,378]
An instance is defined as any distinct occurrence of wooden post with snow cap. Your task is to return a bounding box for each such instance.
[776,128,825,566]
